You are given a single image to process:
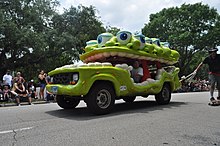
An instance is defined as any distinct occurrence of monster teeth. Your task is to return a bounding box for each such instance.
[102,62,112,66]
[139,56,146,60]
[127,53,134,58]
[103,52,111,57]
[118,52,126,57]
[130,55,139,59]
[110,52,117,56]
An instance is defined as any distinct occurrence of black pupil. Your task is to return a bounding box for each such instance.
[141,37,145,43]
[98,36,102,44]
[120,33,128,40]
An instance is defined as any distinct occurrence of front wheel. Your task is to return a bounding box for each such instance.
[86,83,115,115]
[155,83,171,105]
[56,95,80,109]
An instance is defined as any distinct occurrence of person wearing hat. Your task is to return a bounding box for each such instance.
[194,48,220,102]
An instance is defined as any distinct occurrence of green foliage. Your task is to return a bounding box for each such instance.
[105,26,121,35]
[0,1,105,80]
[0,0,59,79]
[142,3,220,77]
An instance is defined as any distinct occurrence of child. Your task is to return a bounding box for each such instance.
[3,85,10,100]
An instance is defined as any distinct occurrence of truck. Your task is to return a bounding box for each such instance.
[46,31,181,115]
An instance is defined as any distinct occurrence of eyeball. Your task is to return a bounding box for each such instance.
[152,38,161,46]
[145,37,152,44]
[134,34,146,49]
[116,31,132,45]
[97,33,113,47]
[86,40,97,46]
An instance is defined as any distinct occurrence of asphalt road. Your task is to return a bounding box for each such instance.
[0,92,219,146]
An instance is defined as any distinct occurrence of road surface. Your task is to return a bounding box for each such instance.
[0,92,219,146]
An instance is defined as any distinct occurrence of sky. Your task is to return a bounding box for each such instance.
[58,0,220,33]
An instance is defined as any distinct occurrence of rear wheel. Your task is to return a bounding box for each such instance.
[86,83,115,115]
[155,83,171,105]
[56,95,80,109]
[122,96,136,103]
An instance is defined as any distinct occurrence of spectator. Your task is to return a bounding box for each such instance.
[2,70,12,88]
[3,84,11,100]
[46,90,55,102]
[11,80,32,106]
[38,70,47,100]
[13,72,25,84]
[130,60,143,83]
[28,79,36,99]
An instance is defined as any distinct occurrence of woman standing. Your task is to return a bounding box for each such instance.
[38,70,47,100]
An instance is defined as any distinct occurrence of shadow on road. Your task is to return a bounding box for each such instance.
[45,100,187,121]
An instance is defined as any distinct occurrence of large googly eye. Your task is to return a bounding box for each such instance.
[97,33,113,47]
[145,37,152,44]
[134,34,146,49]
[116,31,132,45]
[152,38,161,46]
[161,42,170,48]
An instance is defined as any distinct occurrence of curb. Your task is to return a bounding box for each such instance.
[0,100,55,107]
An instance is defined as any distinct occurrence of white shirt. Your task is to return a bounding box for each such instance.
[131,67,143,83]
[3,74,12,87]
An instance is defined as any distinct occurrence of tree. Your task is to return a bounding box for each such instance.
[54,5,106,55]
[0,0,59,79]
[142,3,220,77]
[0,1,106,80]
[105,25,121,35]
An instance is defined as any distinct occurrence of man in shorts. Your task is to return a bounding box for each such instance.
[194,48,220,102]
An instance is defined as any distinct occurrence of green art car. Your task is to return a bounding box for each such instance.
[46,31,181,115]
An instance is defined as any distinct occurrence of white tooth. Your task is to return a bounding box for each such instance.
[145,57,150,60]
[142,80,149,85]
[130,78,134,83]
[110,52,117,56]
[151,58,156,61]
[139,56,146,60]
[127,53,134,58]
[121,63,128,68]
[147,78,155,83]
[88,63,96,66]
[148,57,153,61]
[78,64,88,67]
[102,62,112,66]
[130,55,138,59]
[133,55,139,59]
[94,62,102,66]
[115,64,122,68]
[118,52,126,57]
[103,52,110,57]
[128,66,133,71]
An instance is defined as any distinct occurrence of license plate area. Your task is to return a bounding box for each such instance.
[51,86,58,94]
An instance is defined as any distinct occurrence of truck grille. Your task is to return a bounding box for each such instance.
[52,73,73,84]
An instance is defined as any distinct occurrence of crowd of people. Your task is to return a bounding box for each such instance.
[0,70,54,106]
[177,78,210,93]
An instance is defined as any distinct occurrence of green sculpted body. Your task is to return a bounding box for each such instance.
[46,30,180,114]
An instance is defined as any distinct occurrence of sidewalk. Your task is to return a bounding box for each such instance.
[0,98,55,107]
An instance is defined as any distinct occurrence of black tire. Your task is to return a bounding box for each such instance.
[86,83,115,115]
[56,95,80,109]
[122,96,136,103]
[155,83,171,105]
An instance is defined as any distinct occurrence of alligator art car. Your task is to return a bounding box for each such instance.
[46,31,181,115]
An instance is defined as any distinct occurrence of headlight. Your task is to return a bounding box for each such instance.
[73,74,79,81]
[70,74,79,85]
